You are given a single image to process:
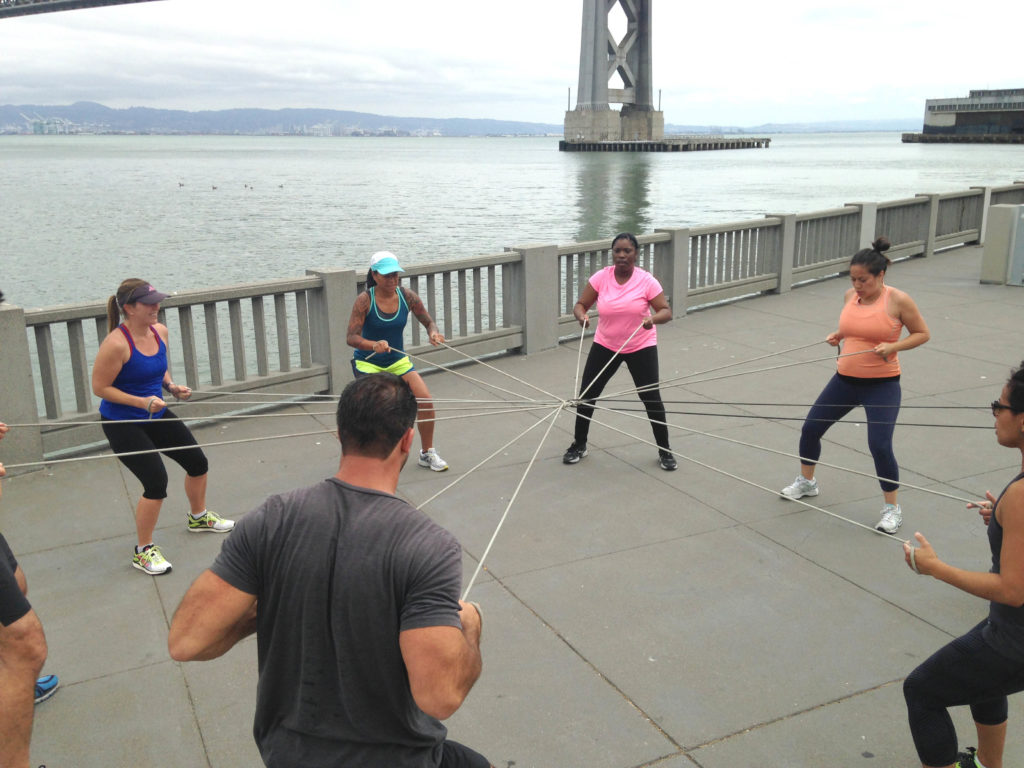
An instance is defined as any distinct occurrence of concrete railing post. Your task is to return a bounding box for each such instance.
[970,186,994,245]
[509,244,559,354]
[306,268,358,394]
[0,303,44,474]
[847,202,878,247]
[917,193,941,258]
[654,227,689,317]
[769,214,796,294]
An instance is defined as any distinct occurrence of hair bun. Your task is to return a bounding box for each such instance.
[872,236,891,253]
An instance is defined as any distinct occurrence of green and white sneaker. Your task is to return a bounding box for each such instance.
[133,544,172,575]
[187,509,235,533]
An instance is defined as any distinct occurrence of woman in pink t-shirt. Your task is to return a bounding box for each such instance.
[563,233,676,471]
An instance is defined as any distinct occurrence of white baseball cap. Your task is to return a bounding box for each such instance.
[369,251,404,275]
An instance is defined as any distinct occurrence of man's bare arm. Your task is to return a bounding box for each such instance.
[168,570,257,662]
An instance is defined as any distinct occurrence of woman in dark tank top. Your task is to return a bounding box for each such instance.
[902,361,1024,768]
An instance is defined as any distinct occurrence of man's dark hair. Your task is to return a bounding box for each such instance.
[336,373,418,459]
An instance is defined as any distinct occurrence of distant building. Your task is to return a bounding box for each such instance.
[922,88,1024,136]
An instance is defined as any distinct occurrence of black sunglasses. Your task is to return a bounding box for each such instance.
[991,400,1018,417]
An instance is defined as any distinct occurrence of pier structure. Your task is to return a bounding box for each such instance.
[903,88,1024,143]
[563,0,664,145]
[559,136,771,152]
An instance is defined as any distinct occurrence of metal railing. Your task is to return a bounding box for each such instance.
[3,181,1022,465]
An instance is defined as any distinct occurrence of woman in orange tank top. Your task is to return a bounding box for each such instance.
[779,237,930,534]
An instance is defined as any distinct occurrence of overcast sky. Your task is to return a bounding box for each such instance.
[1,0,1020,126]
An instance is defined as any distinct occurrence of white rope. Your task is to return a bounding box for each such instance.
[585,399,975,505]
[398,347,542,403]
[604,348,874,402]
[600,338,826,400]
[433,342,562,402]
[186,389,337,400]
[576,403,911,543]
[2,428,335,471]
[573,320,587,404]
[462,403,565,600]
[417,410,559,510]
[429,405,567,424]
[577,321,646,401]
[4,411,340,428]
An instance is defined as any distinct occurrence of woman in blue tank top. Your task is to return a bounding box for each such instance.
[92,278,234,576]
[902,362,1024,768]
[346,252,449,472]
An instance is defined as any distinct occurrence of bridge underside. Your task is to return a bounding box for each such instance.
[0,0,162,19]
[566,0,664,144]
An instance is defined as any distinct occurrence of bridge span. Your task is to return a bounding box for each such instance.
[0,0,161,19]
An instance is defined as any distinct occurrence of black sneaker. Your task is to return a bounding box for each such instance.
[562,442,588,464]
[659,450,677,471]
[956,747,979,768]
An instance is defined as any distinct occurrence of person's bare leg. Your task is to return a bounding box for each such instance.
[403,372,435,452]
[0,609,47,768]
[974,720,1007,768]
[184,473,208,515]
[135,497,163,547]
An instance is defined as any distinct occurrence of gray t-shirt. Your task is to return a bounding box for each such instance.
[212,477,464,768]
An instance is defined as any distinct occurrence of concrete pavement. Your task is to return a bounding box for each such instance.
[5,244,1024,767]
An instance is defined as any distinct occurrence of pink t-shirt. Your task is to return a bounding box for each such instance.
[590,266,663,354]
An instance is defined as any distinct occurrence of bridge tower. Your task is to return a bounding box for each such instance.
[564,0,664,143]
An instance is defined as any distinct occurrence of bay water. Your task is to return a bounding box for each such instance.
[2,132,1022,311]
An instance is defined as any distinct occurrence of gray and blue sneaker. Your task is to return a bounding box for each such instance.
[35,674,59,705]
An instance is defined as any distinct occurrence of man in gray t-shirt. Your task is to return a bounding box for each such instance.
[169,374,490,768]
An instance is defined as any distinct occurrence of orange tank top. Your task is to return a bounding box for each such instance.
[837,285,902,378]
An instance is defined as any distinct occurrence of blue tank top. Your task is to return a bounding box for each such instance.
[983,471,1024,661]
[98,325,168,420]
[352,287,410,368]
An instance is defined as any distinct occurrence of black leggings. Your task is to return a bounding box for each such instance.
[799,374,901,492]
[904,621,1024,766]
[101,409,208,500]
[0,533,31,627]
[573,342,670,450]
[440,740,491,768]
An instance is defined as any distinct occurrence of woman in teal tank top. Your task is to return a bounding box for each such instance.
[346,252,449,472]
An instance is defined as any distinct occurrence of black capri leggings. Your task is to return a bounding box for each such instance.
[573,342,670,450]
[0,533,31,627]
[904,620,1024,766]
[101,409,208,500]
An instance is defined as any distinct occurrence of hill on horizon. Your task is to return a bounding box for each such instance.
[0,102,920,136]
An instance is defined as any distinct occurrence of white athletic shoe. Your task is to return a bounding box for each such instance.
[876,504,903,535]
[780,476,819,500]
[418,448,449,472]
